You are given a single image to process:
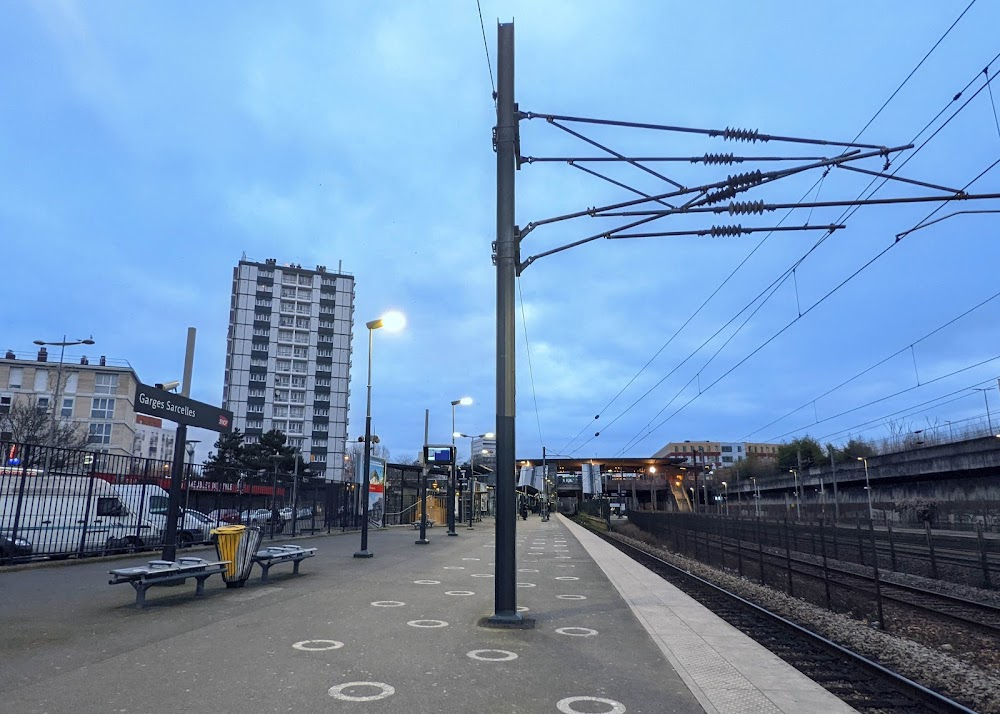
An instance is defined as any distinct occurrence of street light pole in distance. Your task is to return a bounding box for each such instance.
[454,431,494,530]
[354,310,406,559]
[448,397,473,536]
[32,335,95,459]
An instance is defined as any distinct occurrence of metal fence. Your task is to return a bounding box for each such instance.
[626,512,999,627]
[0,441,361,563]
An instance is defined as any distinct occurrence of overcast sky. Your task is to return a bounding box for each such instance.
[3,1,1000,464]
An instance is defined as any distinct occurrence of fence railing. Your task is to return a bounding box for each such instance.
[0,441,360,563]
[626,511,999,630]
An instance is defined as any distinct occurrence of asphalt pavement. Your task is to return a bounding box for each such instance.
[0,517,704,714]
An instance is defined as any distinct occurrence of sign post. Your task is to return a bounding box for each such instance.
[134,380,233,561]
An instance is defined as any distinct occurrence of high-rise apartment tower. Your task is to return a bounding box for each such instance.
[223,258,354,481]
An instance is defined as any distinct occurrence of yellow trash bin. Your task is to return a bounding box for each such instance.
[212,525,263,587]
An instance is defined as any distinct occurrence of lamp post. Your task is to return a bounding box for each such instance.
[354,311,406,559]
[184,439,200,518]
[448,397,473,536]
[454,431,494,530]
[789,469,801,520]
[32,336,95,456]
[751,476,760,517]
[857,456,874,521]
[721,481,729,516]
[973,387,995,434]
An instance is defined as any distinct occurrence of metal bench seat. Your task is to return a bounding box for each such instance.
[109,557,229,609]
[252,545,317,583]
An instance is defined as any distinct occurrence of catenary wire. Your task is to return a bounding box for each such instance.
[554,36,989,454]
[744,287,1000,439]
[604,59,1000,454]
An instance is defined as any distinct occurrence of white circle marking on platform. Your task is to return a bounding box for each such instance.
[293,639,344,651]
[555,576,580,581]
[328,682,395,702]
[407,619,449,628]
[471,573,494,578]
[518,568,538,572]
[555,556,572,559]
[413,579,441,585]
[555,564,576,568]
[443,566,465,570]
[517,606,529,612]
[371,600,406,607]
[557,594,588,600]
[555,627,599,637]
[446,590,475,596]
[517,582,536,588]
[556,696,625,714]
[467,649,518,662]
[462,557,481,561]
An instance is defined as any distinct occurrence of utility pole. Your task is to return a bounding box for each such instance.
[489,21,529,628]
[829,446,839,522]
[163,327,196,562]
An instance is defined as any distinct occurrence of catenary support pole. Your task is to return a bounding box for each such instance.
[487,21,530,628]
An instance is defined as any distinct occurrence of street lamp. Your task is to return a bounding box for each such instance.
[355,311,406,559]
[184,439,201,518]
[448,397,473,536]
[857,457,874,521]
[721,481,729,516]
[454,431,494,529]
[788,469,801,520]
[751,476,760,517]
[33,336,95,454]
[973,387,995,433]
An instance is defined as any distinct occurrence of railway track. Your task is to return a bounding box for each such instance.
[588,525,978,714]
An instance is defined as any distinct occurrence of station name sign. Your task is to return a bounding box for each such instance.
[134,383,233,433]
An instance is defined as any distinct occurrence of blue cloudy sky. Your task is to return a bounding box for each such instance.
[3,1,1000,464]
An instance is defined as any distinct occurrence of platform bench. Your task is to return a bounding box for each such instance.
[109,557,229,609]
[252,545,317,583]
[411,520,435,529]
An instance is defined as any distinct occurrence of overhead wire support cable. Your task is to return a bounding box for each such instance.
[597,190,1000,219]
[607,224,846,240]
[519,145,882,238]
[547,118,686,190]
[522,111,891,150]
[523,154,830,164]
[518,146,898,270]
[835,164,966,194]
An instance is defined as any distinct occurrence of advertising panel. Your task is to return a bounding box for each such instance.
[368,457,386,527]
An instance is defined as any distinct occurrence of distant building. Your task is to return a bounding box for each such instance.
[222,257,355,481]
[470,435,496,476]
[0,348,141,457]
[132,414,176,461]
[653,440,781,468]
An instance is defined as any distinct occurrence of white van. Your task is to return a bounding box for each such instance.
[113,484,211,547]
[0,472,159,557]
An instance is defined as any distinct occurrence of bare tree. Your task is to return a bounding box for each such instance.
[345,440,391,481]
[0,398,88,449]
[0,397,89,467]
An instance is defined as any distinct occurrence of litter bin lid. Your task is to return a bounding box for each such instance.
[212,525,246,535]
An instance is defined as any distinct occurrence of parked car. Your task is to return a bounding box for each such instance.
[0,532,32,562]
[242,508,285,532]
[207,509,241,525]
[279,507,294,520]
[183,510,216,544]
